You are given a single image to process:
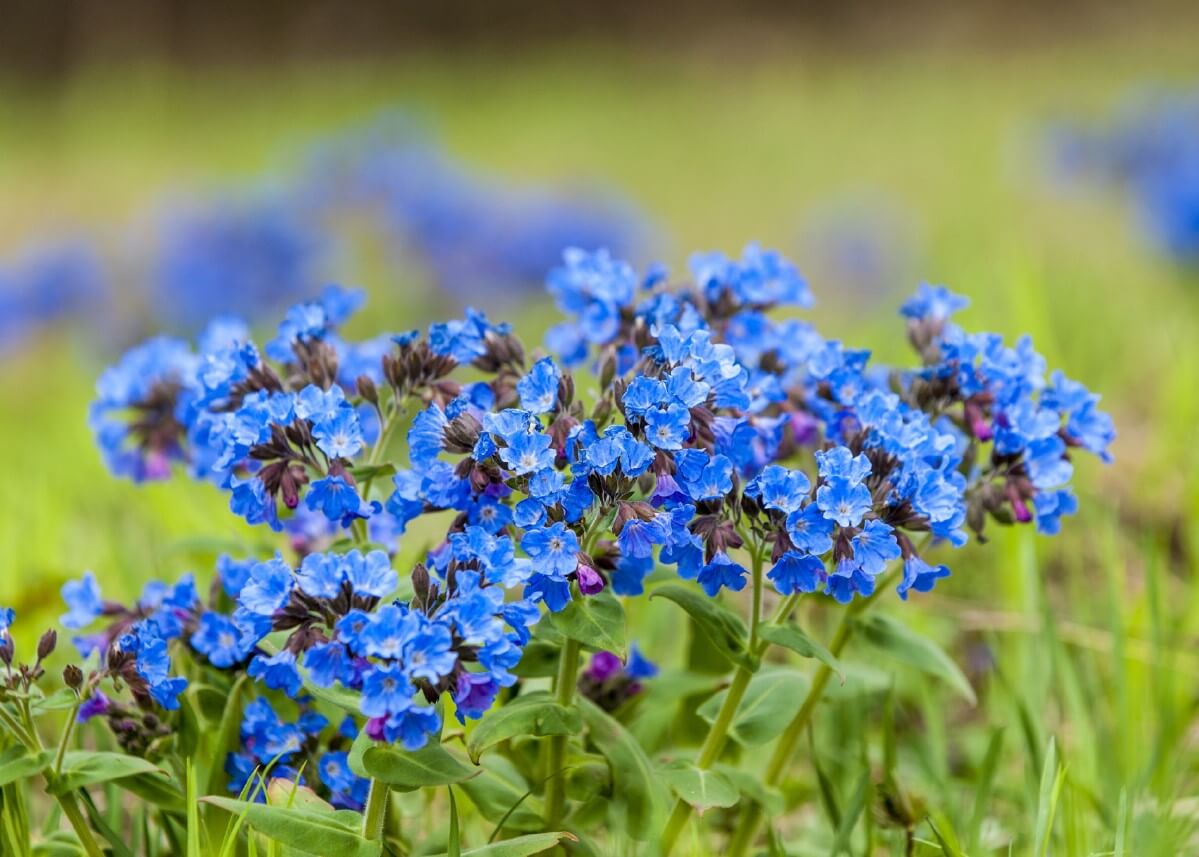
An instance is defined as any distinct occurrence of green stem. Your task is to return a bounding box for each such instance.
[661,539,768,854]
[14,701,104,857]
[726,565,905,857]
[543,637,581,830]
[360,778,389,840]
[53,702,81,775]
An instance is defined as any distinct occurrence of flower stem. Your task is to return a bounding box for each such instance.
[661,539,768,855]
[725,566,902,857]
[360,778,389,840]
[543,636,581,831]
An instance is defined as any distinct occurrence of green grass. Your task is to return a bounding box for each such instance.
[2,26,1199,854]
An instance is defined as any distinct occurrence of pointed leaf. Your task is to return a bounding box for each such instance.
[853,614,976,704]
[427,832,578,857]
[456,759,544,832]
[201,796,381,857]
[361,742,480,789]
[697,668,809,746]
[756,622,844,680]
[466,692,582,764]
[547,591,626,657]
[659,762,739,815]
[48,752,167,794]
[0,746,53,787]
[650,584,753,670]
[578,697,666,840]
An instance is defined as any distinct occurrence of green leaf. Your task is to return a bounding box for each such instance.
[510,639,561,679]
[448,787,461,857]
[547,590,626,657]
[466,692,582,764]
[361,742,480,789]
[659,762,739,815]
[650,584,753,670]
[853,614,976,704]
[118,773,186,814]
[966,727,1005,853]
[201,797,381,857]
[1033,738,1065,857]
[427,832,578,856]
[829,770,870,855]
[456,759,544,833]
[716,766,783,815]
[578,697,665,841]
[350,463,397,483]
[0,746,53,787]
[697,668,809,746]
[204,674,250,797]
[347,729,372,780]
[756,622,844,680]
[266,779,335,812]
[926,810,967,857]
[48,752,166,794]
[30,689,79,714]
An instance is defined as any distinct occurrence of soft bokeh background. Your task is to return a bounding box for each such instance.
[3,3,1199,852]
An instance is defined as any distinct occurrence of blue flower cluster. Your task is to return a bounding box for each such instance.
[1047,91,1199,265]
[0,241,106,352]
[80,242,1112,795]
[304,115,651,303]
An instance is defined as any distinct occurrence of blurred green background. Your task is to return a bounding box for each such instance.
[2,7,1199,852]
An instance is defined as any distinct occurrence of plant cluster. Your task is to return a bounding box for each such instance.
[1,244,1112,855]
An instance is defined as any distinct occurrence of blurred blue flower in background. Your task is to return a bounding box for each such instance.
[0,240,107,351]
[1046,90,1199,266]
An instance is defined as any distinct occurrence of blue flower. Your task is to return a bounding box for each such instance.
[525,573,572,612]
[816,479,873,528]
[360,663,413,718]
[1033,489,1079,536]
[517,357,561,414]
[696,552,748,596]
[625,645,659,680]
[371,705,441,751]
[900,284,969,322]
[312,407,364,460]
[521,523,580,578]
[0,607,13,635]
[239,557,294,616]
[826,561,876,604]
[320,752,370,810]
[747,465,811,515]
[622,376,667,420]
[401,617,457,684]
[61,571,103,630]
[306,475,373,526]
[407,404,447,467]
[191,612,251,668]
[499,431,556,476]
[897,555,951,600]
[768,551,826,595]
[344,550,399,598]
[611,554,654,596]
[304,641,355,688]
[217,555,256,598]
[296,552,344,599]
[815,447,871,484]
[674,450,734,501]
[643,404,691,450]
[360,604,411,659]
[247,650,303,697]
[850,520,901,576]
[617,516,669,560]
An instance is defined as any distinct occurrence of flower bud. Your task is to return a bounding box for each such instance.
[63,664,84,691]
[576,564,606,596]
[37,629,57,662]
[357,375,378,405]
[0,637,13,668]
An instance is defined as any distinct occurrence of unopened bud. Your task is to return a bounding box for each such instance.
[0,637,13,668]
[63,664,84,691]
[37,630,57,662]
[357,375,378,405]
[599,350,617,390]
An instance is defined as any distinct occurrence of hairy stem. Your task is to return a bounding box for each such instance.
[543,636,581,831]
[360,778,389,841]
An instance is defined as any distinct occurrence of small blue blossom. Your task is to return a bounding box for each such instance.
[768,551,826,595]
[897,555,951,600]
[191,612,252,668]
[697,552,749,596]
[61,571,103,630]
[312,407,364,460]
[521,523,580,578]
[643,403,691,450]
[247,650,303,697]
[816,479,873,528]
[517,357,561,414]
